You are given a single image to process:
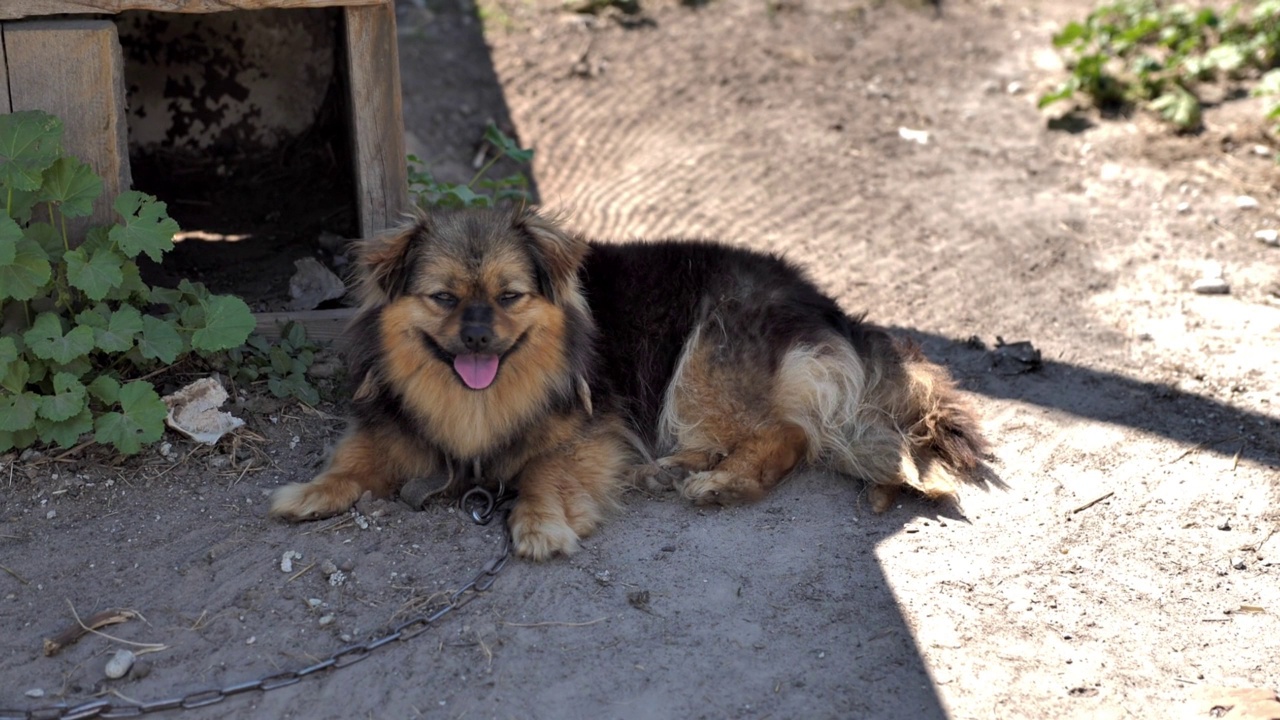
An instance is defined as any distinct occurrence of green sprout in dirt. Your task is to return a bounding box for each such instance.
[0,110,256,455]
[223,321,321,406]
[407,124,534,209]
[1041,0,1280,131]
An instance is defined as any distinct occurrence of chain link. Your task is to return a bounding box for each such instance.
[2,496,514,720]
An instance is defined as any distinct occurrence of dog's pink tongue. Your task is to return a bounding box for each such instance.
[454,354,500,390]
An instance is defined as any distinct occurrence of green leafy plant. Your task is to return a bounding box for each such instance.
[407,124,534,209]
[223,321,320,406]
[0,110,255,455]
[1041,0,1280,131]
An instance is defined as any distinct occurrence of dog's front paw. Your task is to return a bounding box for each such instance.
[269,476,359,521]
[509,506,580,561]
[680,470,759,506]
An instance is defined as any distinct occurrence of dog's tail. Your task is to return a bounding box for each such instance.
[774,325,988,510]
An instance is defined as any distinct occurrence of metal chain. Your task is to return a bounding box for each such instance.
[1,493,514,720]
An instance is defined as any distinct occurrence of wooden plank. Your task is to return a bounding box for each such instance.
[5,20,130,242]
[0,30,11,113]
[344,2,409,238]
[1,0,384,21]
[254,308,358,342]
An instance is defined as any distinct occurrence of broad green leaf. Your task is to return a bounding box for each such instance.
[75,304,109,330]
[0,390,40,431]
[1,359,31,394]
[93,380,166,455]
[24,313,94,364]
[192,295,254,352]
[65,244,126,301]
[0,215,19,266]
[51,356,93,380]
[0,427,39,453]
[0,337,17,365]
[137,315,183,364]
[0,234,53,301]
[38,372,87,422]
[109,191,177,262]
[0,111,63,192]
[37,156,102,219]
[1151,87,1201,128]
[150,285,183,307]
[106,261,149,303]
[95,305,143,353]
[24,221,62,259]
[6,187,40,225]
[86,374,121,405]
[38,406,93,448]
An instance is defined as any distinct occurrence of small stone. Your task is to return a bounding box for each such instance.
[280,550,302,573]
[318,614,335,626]
[104,649,135,679]
[1218,519,1232,531]
[594,569,612,585]
[25,688,44,699]
[1232,557,1246,570]
[1176,202,1191,214]
[1006,81,1023,94]
[353,514,369,530]
[245,636,256,645]
[307,598,323,608]
[320,560,338,576]
[328,571,347,587]
[1235,195,1259,209]
[45,510,56,520]
[1256,229,1280,246]
[1254,144,1272,156]
[1191,277,1230,295]
[338,559,356,572]
[132,660,151,679]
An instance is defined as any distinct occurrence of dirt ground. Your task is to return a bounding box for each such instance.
[3,0,1279,718]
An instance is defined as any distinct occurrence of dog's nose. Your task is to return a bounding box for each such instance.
[461,325,493,351]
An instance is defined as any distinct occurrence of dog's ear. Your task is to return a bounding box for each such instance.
[353,221,425,306]
[515,208,588,304]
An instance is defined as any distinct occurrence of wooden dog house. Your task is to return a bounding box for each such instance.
[0,0,408,240]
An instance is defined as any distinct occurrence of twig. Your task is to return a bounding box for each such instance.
[62,601,167,654]
[501,617,607,628]
[44,606,143,656]
[287,562,317,583]
[1166,435,1242,465]
[1,564,30,585]
[1070,491,1115,515]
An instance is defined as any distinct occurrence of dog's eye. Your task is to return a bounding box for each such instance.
[429,292,458,308]
[498,292,524,307]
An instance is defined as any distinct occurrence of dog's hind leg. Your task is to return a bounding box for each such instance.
[270,426,433,521]
[509,420,630,561]
[680,422,809,504]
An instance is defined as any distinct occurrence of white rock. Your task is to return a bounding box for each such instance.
[1254,144,1272,156]
[897,127,930,145]
[318,615,335,626]
[104,649,135,679]
[45,510,56,520]
[1255,229,1279,246]
[1176,202,1191,214]
[1191,277,1231,295]
[328,571,347,587]
[1006,81,1023,94]
[289,257,346,311]
[1235,195,1259,209]
[25,688,44,698]
[307,598,323,608]
[280,550,302,573]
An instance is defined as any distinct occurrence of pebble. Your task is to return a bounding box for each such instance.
[318,615,335,626]
[1176,201,1191,213]
[307,598,323,608]
[1006,81,1023,94]
[328,570,348,587]
[1256,229,1280,246]
[25,689,44,699]
[280,550,302,573]
[1191,277,1230,295]
[1235,195,1259,209]
[1232,557,1247,570]
[45,510,56,520]
[320,560,339,576]
[104,649,135,679]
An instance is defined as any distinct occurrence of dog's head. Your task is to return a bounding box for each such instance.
[354,207,591,393]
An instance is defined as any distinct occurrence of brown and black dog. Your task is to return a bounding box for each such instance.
[270,207,988,560]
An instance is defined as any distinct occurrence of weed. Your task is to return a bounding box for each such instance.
[0,110,257,455]
[1041,0,1280,131]
[222,322,321,406]
[407,124,534,209]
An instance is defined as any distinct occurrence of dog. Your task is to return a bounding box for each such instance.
[270,207,989,560]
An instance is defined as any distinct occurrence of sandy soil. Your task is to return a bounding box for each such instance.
[2,0,1278,718]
